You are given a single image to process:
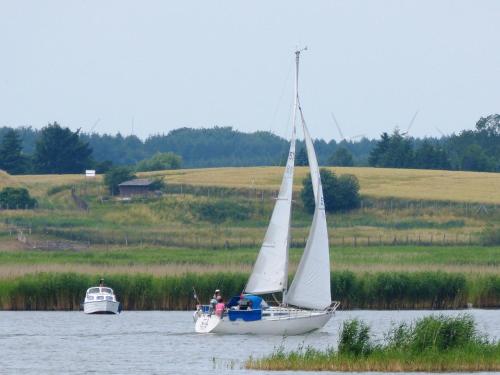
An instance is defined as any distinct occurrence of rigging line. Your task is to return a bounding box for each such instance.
[268,58,294,135]
[278,100,295,166]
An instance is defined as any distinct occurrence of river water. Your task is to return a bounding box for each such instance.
[0,310,499,374]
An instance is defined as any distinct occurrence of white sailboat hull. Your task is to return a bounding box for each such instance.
[195,308,333,335]
[83,300,120,314]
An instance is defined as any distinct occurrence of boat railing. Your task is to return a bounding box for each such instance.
[327,301,341,312]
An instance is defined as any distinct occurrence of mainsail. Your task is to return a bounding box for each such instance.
[245,51,302,295]
[285,107,332,310]
[244,126,296,294]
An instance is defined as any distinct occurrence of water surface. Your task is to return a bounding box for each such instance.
[0,310,499,374]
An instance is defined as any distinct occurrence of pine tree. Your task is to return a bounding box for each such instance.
[368,132,390,166]
[0,129,27,174]
[33,122,92,174]
[295,146,309,166]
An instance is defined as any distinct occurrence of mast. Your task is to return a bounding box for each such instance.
[244,50,305,297]
[283,47,306,298]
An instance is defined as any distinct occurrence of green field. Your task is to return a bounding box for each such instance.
[0,246,499,278]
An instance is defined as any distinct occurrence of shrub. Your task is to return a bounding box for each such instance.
[481,226,500,245]
[191,199,253,224]
[0,187,37,209]
[149,177,166,191]
[387,314,484,352]
[338,319,373,356]
[301,169,360,213]
[136,152,182,172]
[47,184,72,196]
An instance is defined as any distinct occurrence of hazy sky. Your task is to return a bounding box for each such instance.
[0,1,499,141]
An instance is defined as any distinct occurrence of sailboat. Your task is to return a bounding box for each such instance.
[194,49,339,335]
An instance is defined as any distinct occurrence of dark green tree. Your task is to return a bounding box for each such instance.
[368,132,390,166]
[369,130,414,168]
[0,187,37,209]
[295,146,309,166]
[414,141,451,170]
[94,160,113,174]
[461,144,494,172]
[301,169,360,213]
[328,147,354,166]
[33,123,92,174]
[0,129,28,174]
[104,166,136,195]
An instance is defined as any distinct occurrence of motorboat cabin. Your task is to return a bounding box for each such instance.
[83,286,121,314]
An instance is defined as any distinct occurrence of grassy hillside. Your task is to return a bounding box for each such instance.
[3,166,500,203]
[0,166,498,252]
[147,167,500,204]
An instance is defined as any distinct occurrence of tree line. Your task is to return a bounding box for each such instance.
[368,114,499,172]
[0,114,498,174]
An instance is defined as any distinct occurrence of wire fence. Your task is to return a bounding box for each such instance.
[5,225,483,250]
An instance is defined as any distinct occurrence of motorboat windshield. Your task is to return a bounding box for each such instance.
[86,287,114,295]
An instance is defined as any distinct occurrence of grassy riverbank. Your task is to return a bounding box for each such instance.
[246,315,500,372]
[0,271,499,310]
[1,245,499,275]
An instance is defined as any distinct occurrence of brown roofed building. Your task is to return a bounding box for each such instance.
[118,179,154,197]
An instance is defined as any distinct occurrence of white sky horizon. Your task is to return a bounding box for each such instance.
[0,1,499,142]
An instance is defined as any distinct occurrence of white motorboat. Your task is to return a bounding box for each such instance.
[194,49,340,335]
[83,286,121,314]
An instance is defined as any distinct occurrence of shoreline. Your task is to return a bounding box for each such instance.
[245,315,500,372]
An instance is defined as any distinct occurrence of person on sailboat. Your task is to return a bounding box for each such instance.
[210,289,221,312]
[215,296,225,317]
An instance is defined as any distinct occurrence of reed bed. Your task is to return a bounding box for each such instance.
[246,315,500,372]
[0,271,499,311]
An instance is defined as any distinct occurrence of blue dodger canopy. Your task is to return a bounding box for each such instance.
[226,294,267,322]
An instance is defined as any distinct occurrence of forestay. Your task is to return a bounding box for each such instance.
[285,110,332,310]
